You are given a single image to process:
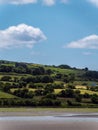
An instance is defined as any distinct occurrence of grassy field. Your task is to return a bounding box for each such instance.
[0,91,17,98]
[80,89,98,95]
[0,107,98,113]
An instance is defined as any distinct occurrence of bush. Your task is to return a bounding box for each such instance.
[45,93,57,99]
[67,100,73,106]
[39,98,54,106]
[67,83,75,89]
[1,76,12,81]
[13,89,34,98]
[83,93,90,98]
[91,94,98,104]
[75,95,82,102]
[34,89,43,96]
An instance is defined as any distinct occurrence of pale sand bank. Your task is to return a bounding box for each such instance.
[0,110,98,130]
[0,119,98,130]
[0,115,98,130]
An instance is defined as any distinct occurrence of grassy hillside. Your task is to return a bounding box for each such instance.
[0,91,17,98]
[0,60,98,107]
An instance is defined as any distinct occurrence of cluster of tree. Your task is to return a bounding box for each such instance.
[82,71,98,81]
[0,63,53,75]
[91,94,98,104]
[58,88,82,102]
[54,73,75,83]
[13,89,34,98]
[20,75,54,84]
[0,98,61,107]
[29,82,64,89]
[89,85,98,92]
[57,64,71,69]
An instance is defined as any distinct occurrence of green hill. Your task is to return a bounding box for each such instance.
[0,60,98,107]
[0,91,17,98]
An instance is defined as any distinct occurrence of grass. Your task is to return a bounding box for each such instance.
[80,89,98,95]
[0,91,17,98]
[0,107,98,113]
[76,85,87,89]
[75,85,98,95]
[54,89,64,94]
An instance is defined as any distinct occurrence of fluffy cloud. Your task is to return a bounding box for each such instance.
[88,0,98,7]
[0,0,37,4]
[66,35,98,49]
[0,24,46,49]
[42,0,55,6]
[0,0,69,5]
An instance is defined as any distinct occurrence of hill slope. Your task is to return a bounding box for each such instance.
[0,60,98,107]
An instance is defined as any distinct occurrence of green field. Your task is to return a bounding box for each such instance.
[0,107,98,113]
[0,91,17,98]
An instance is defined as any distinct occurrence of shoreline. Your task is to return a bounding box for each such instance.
[0,113,98,117]
[0,108,98,117]
[1,108,98,130]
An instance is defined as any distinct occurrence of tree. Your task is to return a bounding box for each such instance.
[52,82,64,89]
[65,88,74,98]
[58,64,71,69]
[32,67,45,75]
[34,89,43,96]
[67,83,75,89]
[3,83,12,93]
[46,69,53,75]
[83,71,98,81]
[41,75,53,83]
[1,76,12,81]
[39,98,53,106]
[0,65,14,72]
[67,100,73,106]
[83,93,90,98]
[13,89,34,98]
[43,84,54,95]
[68,73,75,83]
[45,93,57,99]
[0,82,4,90]
[59,90,66,97]
[74,90,82,102]
[75,95,82,102]
[91,94,98,104]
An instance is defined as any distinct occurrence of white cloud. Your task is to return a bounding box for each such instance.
[66,34,98,49]
[0,0,37,4]
[0,24,46,49]
[42,0,56,6]
[88,0,98,7]
[0,0,69,5]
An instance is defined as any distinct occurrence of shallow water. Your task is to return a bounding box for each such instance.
[0,115,98,122]
[0,114,98,130]
[1,113,98,121]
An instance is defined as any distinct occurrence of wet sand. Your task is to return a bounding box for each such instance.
[0,114,98,130]
[0,119,98,130]
[0,121,98,130]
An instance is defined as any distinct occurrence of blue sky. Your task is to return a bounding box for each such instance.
[0,0,98,70]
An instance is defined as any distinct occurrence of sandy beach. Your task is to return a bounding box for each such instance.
[0,112,98,130]
[0,120,98,130]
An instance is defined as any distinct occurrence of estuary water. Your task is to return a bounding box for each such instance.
[0,114,98,130]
